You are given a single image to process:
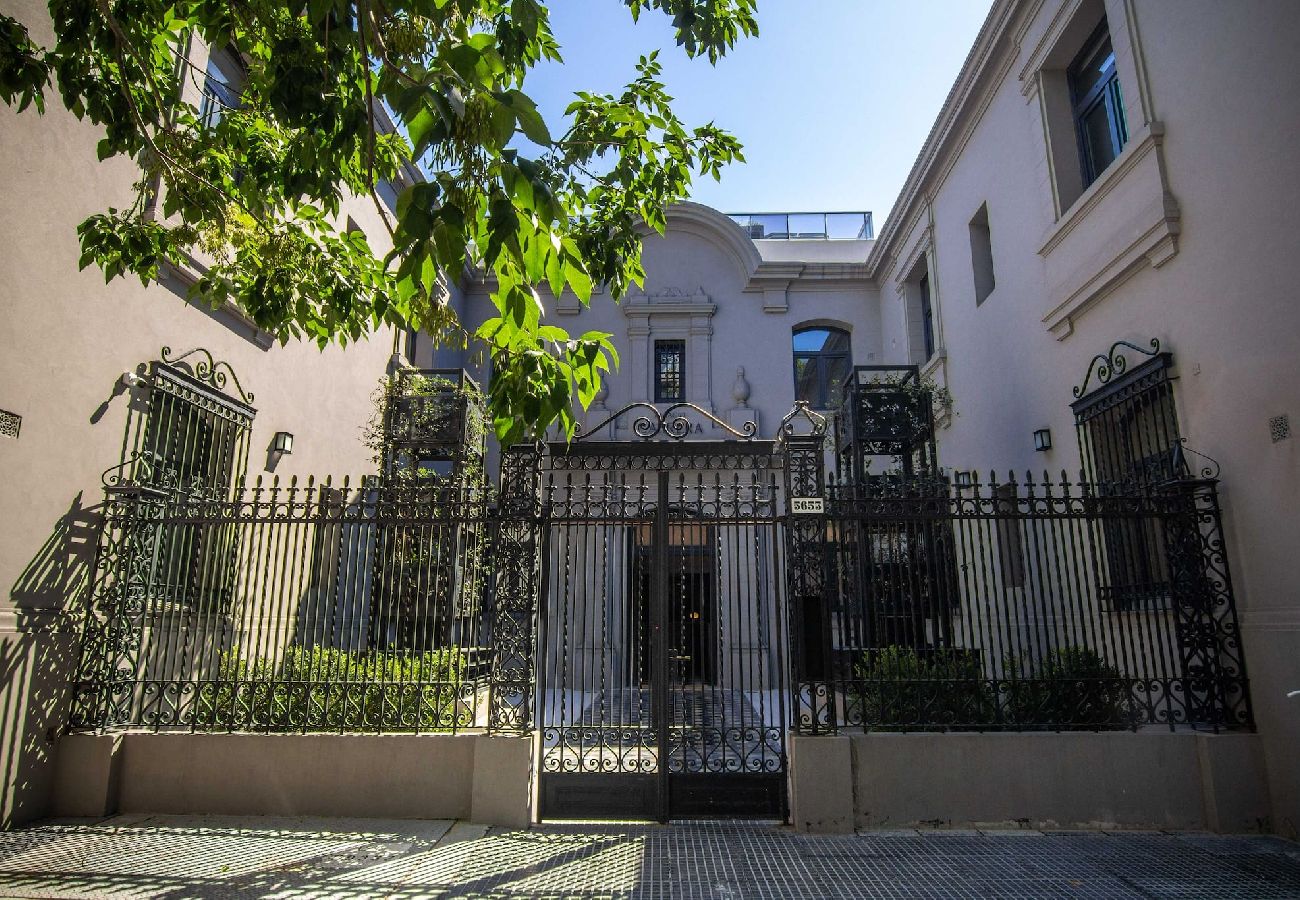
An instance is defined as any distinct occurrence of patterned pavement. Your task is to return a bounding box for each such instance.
[0,816,1297,899]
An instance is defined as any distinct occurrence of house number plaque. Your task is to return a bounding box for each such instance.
[790,497,824,514]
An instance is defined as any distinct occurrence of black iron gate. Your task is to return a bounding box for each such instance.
[535,405,788,821]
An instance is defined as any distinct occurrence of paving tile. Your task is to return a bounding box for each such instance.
[1,817,1298,899]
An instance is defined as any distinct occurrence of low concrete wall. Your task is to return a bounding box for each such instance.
[789,731,1270,834]
[50,731,532,827]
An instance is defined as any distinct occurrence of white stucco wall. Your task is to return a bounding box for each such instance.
[870,0,1300,837]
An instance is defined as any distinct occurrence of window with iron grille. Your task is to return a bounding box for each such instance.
[654,340,685,403]
[137,358,254,610]
[1073,351,1180,610]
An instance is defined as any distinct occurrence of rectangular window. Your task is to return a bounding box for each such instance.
[198,48,243,128]
[654,340,685,402]
[1073,352,1180,611]
[919,274,935,361]
[969,204,996,306]
[139,360,254,611]
[1069,22,1128,188]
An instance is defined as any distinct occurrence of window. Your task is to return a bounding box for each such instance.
[198,47,243,128]
[139,358,254,610]
[1073,351,1181,610]
[919,275,935,360]
[654,340,685,403]
[969,204,995,306]
[1069,22,1128,188]
[792,327,852,409]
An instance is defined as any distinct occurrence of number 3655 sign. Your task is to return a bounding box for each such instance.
[790,497,825,515]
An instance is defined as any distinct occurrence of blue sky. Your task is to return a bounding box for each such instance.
[526,1,994,228]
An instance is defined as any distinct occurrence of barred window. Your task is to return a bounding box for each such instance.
[136,356,254,611]
[1073,351,1179,610]
[654,340,685,403]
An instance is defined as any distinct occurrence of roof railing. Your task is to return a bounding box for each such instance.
[726,211,873,241]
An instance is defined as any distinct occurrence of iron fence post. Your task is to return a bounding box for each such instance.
[488,443,543,734]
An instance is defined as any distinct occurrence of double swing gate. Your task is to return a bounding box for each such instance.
[530,407,796,821]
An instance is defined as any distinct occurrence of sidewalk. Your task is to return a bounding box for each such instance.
[0,815,1297,899]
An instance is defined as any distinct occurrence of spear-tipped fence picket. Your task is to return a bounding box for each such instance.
[71,474,494,732]
[792,469,1250,733]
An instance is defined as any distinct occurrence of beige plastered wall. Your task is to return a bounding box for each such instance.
[789,731,1271,833]
[49,731,533,827]
[872,0,1300,836]
[0,0,402,825]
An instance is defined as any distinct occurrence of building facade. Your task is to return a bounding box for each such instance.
[0,0,1297,832]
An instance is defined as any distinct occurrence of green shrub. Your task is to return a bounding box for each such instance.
[854,645,996,730]
[1003,646,1133,730]
[194,645,470,731]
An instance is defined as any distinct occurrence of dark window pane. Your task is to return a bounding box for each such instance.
[1070,35,1114,103]
[1081,101,1118,177]
[826,356,851,409]
[792,326,852,408]
[793,357,819,405]
[654,340,685,402]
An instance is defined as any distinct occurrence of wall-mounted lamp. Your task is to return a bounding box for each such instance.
[1033,428,1052,452]
[953,470,974,488]
[272,431,294,455]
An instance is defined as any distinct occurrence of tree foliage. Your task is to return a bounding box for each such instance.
[0,0,755,443]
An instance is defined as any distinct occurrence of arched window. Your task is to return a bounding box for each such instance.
[792,327,852,409]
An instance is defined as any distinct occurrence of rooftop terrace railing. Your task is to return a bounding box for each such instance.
[728,211,873,241]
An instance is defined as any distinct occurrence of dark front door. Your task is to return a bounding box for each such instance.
[538,458,787,822]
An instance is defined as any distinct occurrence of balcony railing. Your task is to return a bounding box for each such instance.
[728,211,873,241]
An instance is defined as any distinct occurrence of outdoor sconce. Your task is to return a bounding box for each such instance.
[1033,428,1052,452]
[272,431,294,455]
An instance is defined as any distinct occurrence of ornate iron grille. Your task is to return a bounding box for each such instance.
[791,470,1251,735]
[531,401,788,821]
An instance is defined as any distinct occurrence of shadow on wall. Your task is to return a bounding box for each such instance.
[2,494,100,827]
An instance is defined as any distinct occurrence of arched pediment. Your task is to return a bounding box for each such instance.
[635,201,763,283]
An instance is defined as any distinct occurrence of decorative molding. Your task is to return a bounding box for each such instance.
[1038,124,1181,340]
[1017,0,1085,96]
[1240,606,1300,633]
[865,0,1022,279]
[893,224,934,290]
[0,606,77,635]
[1038,122,1168,257]
[160,256,277,349]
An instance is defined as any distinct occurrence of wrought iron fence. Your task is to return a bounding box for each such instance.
[792,470,1251,734]
[71,476,496,733]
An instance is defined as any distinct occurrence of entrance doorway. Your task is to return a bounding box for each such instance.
[629,520,717,686]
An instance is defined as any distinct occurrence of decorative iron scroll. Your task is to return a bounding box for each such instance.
[777,401,828,438]
[1172,438,1222,480]
[160,346,255,404]
[575,401,758,441]
[1072,338,1161,399]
